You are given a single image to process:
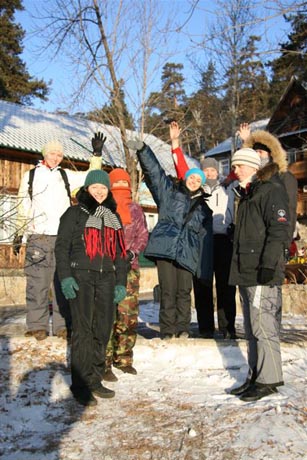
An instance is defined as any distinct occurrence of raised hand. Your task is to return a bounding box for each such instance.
[92,132,107,156]
[170,121,181,149]
[236,123,251,142]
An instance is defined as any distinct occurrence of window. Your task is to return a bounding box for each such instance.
[0,194,19,243]
[287,150,297,165]
[220,158,230,177]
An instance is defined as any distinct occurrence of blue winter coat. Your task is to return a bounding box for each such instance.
[137,145,213,281]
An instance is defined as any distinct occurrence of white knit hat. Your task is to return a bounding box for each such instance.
[41,140,64,157]
[231,148,260,169]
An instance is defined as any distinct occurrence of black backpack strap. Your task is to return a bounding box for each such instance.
[59,168,72,204]
[28,166,71,204]
[28,167,36,201]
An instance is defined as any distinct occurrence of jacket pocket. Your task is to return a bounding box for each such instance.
[238,241,262,273]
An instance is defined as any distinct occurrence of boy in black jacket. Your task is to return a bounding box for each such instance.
[228,148,290,402]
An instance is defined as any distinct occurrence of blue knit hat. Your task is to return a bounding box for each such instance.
[184,168,206,185]
[84,170,110,189]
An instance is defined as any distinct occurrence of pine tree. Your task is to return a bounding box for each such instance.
[268,9,307,108]
[0,0,49,105]
[237,35,270,122]
[87,88,134,130]
[185,62,224,155]
[144,62,186,141]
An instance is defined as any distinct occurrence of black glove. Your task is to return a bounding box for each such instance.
[92,132,107,156]
[126,249,135,271]
[13,234,23,256]
[126,250,135,263]
[257,268,275,285]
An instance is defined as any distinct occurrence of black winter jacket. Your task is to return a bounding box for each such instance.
[55,188,127,286]
[229,169,290,287]
[137,144,213,281]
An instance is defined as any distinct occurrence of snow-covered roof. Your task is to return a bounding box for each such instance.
[0,99,198,175]
[205,119,269,157]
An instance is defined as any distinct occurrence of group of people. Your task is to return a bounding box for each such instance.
[13,120,296,405]
[127,121,295,403]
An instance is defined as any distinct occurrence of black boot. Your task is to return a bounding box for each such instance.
[229,379,251,395]
[92,384,115,399]
[240,384,277,402]
[104,367,118,382]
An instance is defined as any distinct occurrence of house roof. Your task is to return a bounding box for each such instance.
[205,119,269,157]
[0,99,198,175]
[266,76,307,136]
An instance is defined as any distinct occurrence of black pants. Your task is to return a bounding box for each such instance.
[69,269,116,396]
[157,259,192,335]
[194,234,236,334]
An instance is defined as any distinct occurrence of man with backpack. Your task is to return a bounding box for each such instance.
[13,135,104,341]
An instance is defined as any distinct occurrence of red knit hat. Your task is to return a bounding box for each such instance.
[109,168,131,188]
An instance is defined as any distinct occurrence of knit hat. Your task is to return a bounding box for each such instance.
[42,140,63,157]
[84,170,110,189]
[231,148,261,169]
[184,168,206,185]
[253,142,271,154]
[201,158,219,172]
[109,168,131,188]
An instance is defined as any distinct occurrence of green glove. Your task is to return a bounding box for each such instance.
[61,277,79,300]
[114,285,127,304]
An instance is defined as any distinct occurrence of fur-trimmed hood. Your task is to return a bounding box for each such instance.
[243,130,288,173]
[256,161,280,182]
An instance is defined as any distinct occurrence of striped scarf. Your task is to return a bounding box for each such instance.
[83,205,126,261]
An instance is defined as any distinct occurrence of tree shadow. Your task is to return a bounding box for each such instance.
[0,335,90,460]
[137,299,249,390]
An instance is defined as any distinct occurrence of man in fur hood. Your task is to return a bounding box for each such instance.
[238,123,298,240]
[228,147,290,401]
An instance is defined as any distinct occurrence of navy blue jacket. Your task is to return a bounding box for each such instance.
[137,145,213,281]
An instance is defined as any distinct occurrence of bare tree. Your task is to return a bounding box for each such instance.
[181,0,303,152]
[28,0,175,197]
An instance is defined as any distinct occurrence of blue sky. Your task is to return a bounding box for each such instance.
[15,0,295,115]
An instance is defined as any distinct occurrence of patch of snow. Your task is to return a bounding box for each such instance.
[0,302,306,460]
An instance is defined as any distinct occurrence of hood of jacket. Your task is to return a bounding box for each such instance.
[243,130,288,174]
[76,186,117,214]
[256,161,281,182]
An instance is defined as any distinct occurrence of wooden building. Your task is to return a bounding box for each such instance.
[205,76,307,218]
[0,99,197,270]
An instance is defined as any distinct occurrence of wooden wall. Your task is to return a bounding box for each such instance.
[0,159,35,194]
[0,244,25,269]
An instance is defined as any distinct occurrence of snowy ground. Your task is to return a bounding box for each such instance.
[0,302,306,460]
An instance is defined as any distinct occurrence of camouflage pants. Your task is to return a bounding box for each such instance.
[106,269,140,368]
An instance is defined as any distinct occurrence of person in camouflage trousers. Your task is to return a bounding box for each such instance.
[104,168,148,381]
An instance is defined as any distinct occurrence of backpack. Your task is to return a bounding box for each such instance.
[28,167,72,204]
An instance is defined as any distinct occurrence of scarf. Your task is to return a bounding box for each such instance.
[238,174,256,189]
[83,205,126,261]
[111,187,132,225]
[260,157,271,168]
[205,178,218,189]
